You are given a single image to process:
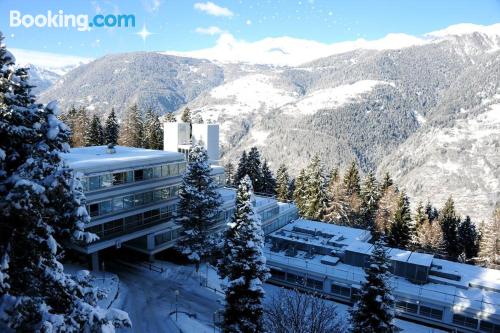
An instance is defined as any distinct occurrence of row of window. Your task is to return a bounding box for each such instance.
[269,269,323,291]
[154,228,182,246]
[86,204,178,239]
[81,161,187,192]
[331,283,351,298]
[260,206,280,221]
[87,185,180,218]
[451,314,500,332]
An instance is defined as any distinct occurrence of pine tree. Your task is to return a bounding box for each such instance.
[343,161,361,196]
[104,108,120,145]
[328,167,339,188]
[164,111,176,122]
[380,172,393,193]
[0,37,130,331]
[61,106,78,146]
[224,162,235,186]
[477,208,499,267]
[218,176,269,333]
[293,168,307,216]
[143,108,163,150]
[386,192,413,250]
[440,197,461,260]
[303,155,328,221]
[119,104,144,148]
[67,107,90,147]
[260,160,276,195]
[235,150,249,185]
[360,171,380,230]
[425,201,439,222]
[181,107,191,123]
[84,114,104,146]
[177,146,222,265]
[246,147,264,192]
[350,238,395,333]
[458,216,479,261]
[275,164,290,202]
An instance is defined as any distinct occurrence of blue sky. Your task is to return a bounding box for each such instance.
[1,0,499,57]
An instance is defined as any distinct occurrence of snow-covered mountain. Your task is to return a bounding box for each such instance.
[36,23,500,221]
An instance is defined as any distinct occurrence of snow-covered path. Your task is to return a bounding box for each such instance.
[108,261,222,333]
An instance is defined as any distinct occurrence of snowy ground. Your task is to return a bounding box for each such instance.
[75,259,446,333]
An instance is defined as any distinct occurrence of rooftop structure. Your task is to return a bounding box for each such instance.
[265,219,500,333]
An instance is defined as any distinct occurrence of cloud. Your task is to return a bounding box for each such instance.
[194,1,233,17]
[141,0,162,13]
[10,48,93,75]
[195,26,225,35]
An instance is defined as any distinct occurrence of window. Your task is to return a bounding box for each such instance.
[101,174,113,188]
[306,278,323,290]
[170,163,179,176]
[143,168,153,180]
[88,176,101,191]
[396,301,418,314]
[89,203,99,217]
[123,195,134,209]
[144,209,161,224]
[286,273,302,284]
[143,191,153,204]
[155,230,172,246]
[178,162,186,174]
[124,214,142,229]
[113,171,132,185]
[103,219,123,236]
[134,169,144,181]
[113,197,124,210]
[99,200,112,215]
[154,189,163,202]
[134,193,144,206]
[86,225,102,237]
[419,305,443,320]
[81,178,89,191]
[453,314,478,329]
[161,164,170,177]
[480,320,500,333]
[331,284,351,298]
[153,166,161,178]
[269,268,285,280]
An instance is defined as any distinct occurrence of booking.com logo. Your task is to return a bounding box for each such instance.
[9,10,135,31]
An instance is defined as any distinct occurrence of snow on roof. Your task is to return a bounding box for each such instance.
[288,219,371,242]
[388,248,412,262]
[345,241,373,255]
[63,145,184,174]
[407,252,434,267]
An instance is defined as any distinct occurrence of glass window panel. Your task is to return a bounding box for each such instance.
[81,178,89,192]
[89,176,101,191]
[153,166,161,178]
[112,172,125,185]
[161,164,170,177]
[134,169,144,181]
[178,162,186,174]
[143,168,153,180]
[89,203,99,217]
[113,197,124,211]
[134,193,144,206]
[123,195,134,209]
[154,189,162,202]
[170,163,179,176]
[101,174,113,188]
[143,191,153,204]
[100,200,112,215]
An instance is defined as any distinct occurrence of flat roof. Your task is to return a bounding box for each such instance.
[64,145,185,174]
[389,248,412,262]
[408,252,434,267]
[289,219,371,243]
[345,241,373,255]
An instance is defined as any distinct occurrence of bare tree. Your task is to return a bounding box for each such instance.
[265,288,346,333]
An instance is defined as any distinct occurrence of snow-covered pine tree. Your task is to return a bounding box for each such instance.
[303,154,327,221]
[67,107,90,147]
[84,114,104,146]
[477,207,500,267]
[360,171,380,230]
[328,167,339,187]
[275,164,290,202]
[0,37,130,331]
[260,160,276,195]
[224,161,235,186]
[218,176,270,333]
[164,111,176,122]
[344,161,361,196]
[60,106,78,147]
[293,168,307,216]
[350,237,395,333]
[180,107,191,123]
[439,197,461,260]
[143,108,163,150]
[386,192,413,250]
[458,216,479,261]
[246,147,264,192]
[104,108,119,146]
[234,150,248,186]
[177,145,222,266]
[118,104,144,148]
